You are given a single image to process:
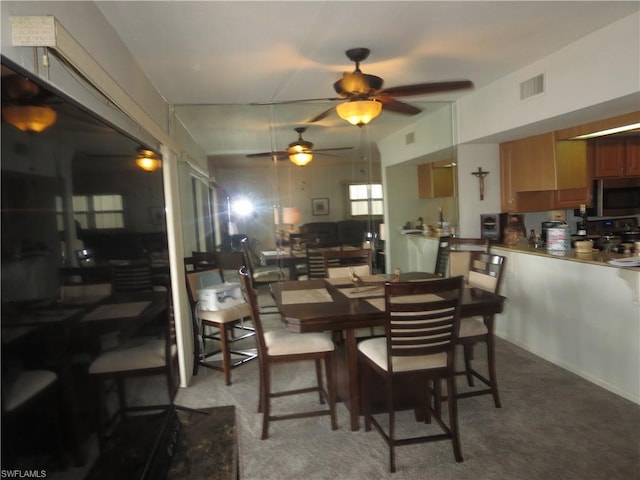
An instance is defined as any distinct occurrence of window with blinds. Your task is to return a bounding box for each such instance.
[348,184,383,216]
[56,194,125,230]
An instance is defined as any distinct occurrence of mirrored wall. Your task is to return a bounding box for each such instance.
[1,64,169,303]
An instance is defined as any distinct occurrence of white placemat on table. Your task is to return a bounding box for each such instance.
[81,301,151,322]
[367,294,443,311]
[281,289,333,304]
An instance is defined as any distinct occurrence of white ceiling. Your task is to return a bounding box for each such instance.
[65,2,640,165]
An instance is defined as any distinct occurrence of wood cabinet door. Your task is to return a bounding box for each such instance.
[432,160,455,198]
[510,133,556,191]
[555,140,588,189]
[500,143,517,212]
[554,187,591,209]
[417,163,433,198]
[593,138,625,177]
[625,137,640,176]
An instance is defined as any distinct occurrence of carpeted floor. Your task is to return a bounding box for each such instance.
[49,290,640,480]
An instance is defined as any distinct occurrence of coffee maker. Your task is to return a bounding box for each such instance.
[481,213,526,245]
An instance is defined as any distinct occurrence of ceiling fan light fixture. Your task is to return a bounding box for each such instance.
[336,99,382,126]
[288,150,313,166]
[135,147,162,172]
[1,105,57,133]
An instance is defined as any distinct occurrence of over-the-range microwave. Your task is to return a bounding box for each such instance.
[586,177,640,217]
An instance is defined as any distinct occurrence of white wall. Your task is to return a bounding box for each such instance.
[458,12,640,144]
[456,144,501,237]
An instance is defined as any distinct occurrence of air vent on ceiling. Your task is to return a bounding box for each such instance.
[520,74,544,100]
[406,132,415,145]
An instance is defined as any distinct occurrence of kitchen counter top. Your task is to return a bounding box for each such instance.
[491,244,639,269]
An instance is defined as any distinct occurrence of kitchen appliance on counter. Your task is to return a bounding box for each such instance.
[480,213,504,242]
[481,213,527,245]
[585,217,639,252]
[541,221,564,244]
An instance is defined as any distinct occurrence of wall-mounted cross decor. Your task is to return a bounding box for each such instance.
[471,167,490,200]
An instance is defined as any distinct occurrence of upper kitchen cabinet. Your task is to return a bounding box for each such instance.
[418,159,455,199]
[592,136,640,177]
[500,133,589,212]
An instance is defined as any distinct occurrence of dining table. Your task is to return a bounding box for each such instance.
[270,272,507,431]
[260,248,308,280]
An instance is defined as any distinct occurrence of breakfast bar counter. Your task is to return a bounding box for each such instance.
[492,247,639,405]
[492,244,640,269]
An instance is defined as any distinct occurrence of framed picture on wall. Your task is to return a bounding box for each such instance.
[312,198,329,216]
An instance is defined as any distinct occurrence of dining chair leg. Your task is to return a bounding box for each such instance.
[324,354,338,430]
[486,332,502,408]
[463,344,475,386]
[257,357,265,414]
[446,375,463,463]
[261,365,272,440]
[220,324,232,386]
[387,375,396,474]
[314,359,325,405]
[363,364,373,432]
[426,380,435,423]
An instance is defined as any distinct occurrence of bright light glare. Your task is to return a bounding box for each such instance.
[231,199,254,217]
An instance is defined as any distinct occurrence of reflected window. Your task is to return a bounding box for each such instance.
[348,184,383,216]
[56,194,124,230]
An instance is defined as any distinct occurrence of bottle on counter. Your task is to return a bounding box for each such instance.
[576,204,588,240]
[528,229,536,247]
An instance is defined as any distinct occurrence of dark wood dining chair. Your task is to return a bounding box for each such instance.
[184,255,256,383]
[455,251,506,408]
[446,237,490,279]
[241,238,285,314]
[304,241,341,279]
[239,267,338,440]
[322,248,373,279]
[241,238,286,288]
[358,276,465,473]
[87,291,179,445]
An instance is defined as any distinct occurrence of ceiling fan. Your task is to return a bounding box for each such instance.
[255,48,473,126]
[1,74,58,133]
[246,127,352,166]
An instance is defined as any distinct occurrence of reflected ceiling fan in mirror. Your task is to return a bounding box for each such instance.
[246,127,352,166]
[1,74,57,133]
[256,48,474,127]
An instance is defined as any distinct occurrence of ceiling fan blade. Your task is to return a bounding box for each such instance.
[377,97,422,115]
[314,146,353,153]
[307,106,336,123]
[251,97,340,106]
[246,150,287,158]
[380,80,474,98]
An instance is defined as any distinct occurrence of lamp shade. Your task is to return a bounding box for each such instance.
[336,99,382,126]
[282,207,301,226]
[289,151,313,166]
[379,223,386,241]
[1,105,57,133]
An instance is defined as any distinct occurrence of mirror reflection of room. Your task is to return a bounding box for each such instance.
[1,66,169,303]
